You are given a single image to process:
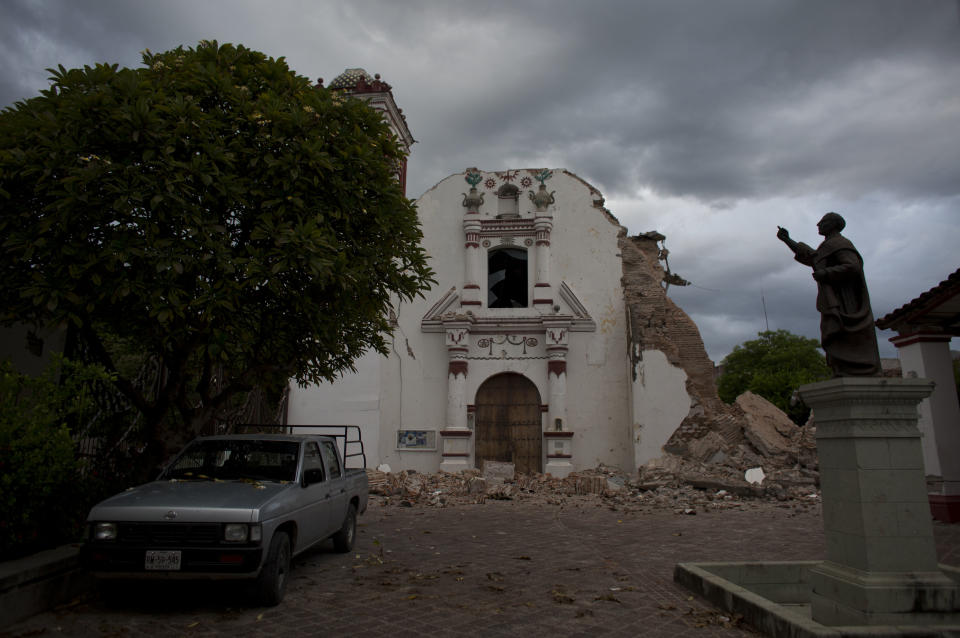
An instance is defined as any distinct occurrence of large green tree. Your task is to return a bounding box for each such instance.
[717,330,831,424]
[0,41,433,461]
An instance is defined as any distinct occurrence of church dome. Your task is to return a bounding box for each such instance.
[328,68,374,90]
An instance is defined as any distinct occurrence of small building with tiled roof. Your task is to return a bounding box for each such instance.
[877,267,960,522]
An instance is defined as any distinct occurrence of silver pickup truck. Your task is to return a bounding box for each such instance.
[81,428,369,605]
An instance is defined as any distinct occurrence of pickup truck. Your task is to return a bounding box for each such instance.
[81,429,368,606]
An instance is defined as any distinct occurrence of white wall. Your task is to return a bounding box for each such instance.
[631,349,691,467]
[286,350,382,468]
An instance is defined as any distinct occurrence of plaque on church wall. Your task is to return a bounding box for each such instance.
[396,430,436,450]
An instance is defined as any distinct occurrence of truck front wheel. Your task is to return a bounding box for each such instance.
[332,503,357,553]
[254,531,291,606]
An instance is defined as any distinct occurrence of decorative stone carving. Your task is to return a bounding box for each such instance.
[546,328,568,346]
[462,171,484,211]
[528,169,556,211]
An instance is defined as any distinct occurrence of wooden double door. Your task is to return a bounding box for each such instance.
[474,373,542,475]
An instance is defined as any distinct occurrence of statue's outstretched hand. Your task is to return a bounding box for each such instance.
[776,226,790,242]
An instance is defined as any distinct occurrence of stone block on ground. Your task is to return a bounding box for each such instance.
[482,460,515,483]
[466,476,487,494]
[736,391,795,456]
[687,431,727,463]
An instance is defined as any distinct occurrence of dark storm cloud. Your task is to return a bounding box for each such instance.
[406,0,960,205]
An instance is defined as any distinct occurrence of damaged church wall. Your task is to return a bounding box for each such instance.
[620,233,818,485]
[620,232,743,467]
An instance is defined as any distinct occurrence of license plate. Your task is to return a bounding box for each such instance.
[145,550,181,571]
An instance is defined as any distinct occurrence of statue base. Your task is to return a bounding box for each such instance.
[800,377,960,626]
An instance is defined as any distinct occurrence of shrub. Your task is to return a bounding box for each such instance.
[0,356,114,559]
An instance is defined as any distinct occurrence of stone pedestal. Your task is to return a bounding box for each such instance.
[800,377,959,626]
[544,431,574,478]
[439,429,472,473]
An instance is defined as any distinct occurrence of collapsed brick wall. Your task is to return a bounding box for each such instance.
[619,233,744,452]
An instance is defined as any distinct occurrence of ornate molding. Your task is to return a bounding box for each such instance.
[420,282,595,333]
[476,335,539,356]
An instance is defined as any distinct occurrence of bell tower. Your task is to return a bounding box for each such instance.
[323,68,415,195]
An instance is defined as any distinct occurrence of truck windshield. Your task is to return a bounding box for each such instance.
[162,440,299,483]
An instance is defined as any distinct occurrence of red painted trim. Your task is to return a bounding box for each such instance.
[540,404,549,413]
[548,360,567,377]
[442,452,470,457]
[449,361,468,377]
[447,346,468,353]
[533,298,554,305]
[465,242,479,249]
[440,429,473,437]
[536,240,551,247]
[467,404,476,413]
[543,431,574,438]
[547,454,572,459]
[929,494,960,523]
[463,284,480,290]
[461,300,482,306]
[890,333,953,348]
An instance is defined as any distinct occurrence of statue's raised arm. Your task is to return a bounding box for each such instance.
[778,213,881,377]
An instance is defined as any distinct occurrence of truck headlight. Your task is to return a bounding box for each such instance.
[93,522,117,541]
[224,523,249,543]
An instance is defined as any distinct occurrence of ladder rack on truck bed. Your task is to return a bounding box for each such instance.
[235,424,367,469]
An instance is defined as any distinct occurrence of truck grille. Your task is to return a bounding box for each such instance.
[118,523,221,546]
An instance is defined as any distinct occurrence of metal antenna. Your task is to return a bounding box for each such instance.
[761,289,770,332]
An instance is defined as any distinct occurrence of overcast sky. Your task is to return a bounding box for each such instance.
[3,0,958,363]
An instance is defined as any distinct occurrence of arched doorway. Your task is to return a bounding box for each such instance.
[474,373,542,474]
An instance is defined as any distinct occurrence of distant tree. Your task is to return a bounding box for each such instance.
[717,330,831,424]
[0,41,434,467]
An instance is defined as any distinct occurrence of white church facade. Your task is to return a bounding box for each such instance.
[286,70,698,476]
[287,166,696,477]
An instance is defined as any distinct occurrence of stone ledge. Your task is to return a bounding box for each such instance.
[0,544,90,628]
[675,560,960,637]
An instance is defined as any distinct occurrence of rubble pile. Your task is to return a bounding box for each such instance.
[652,391,817,479]
[366,456,819,515]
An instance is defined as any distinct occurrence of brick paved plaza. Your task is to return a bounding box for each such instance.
[5,498,960,637]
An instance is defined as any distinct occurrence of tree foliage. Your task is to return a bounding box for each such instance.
[0,357,114,558]
[717,330,831,424]
[0,42,433,458]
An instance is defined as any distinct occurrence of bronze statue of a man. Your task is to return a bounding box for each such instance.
[777,213,881,377]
